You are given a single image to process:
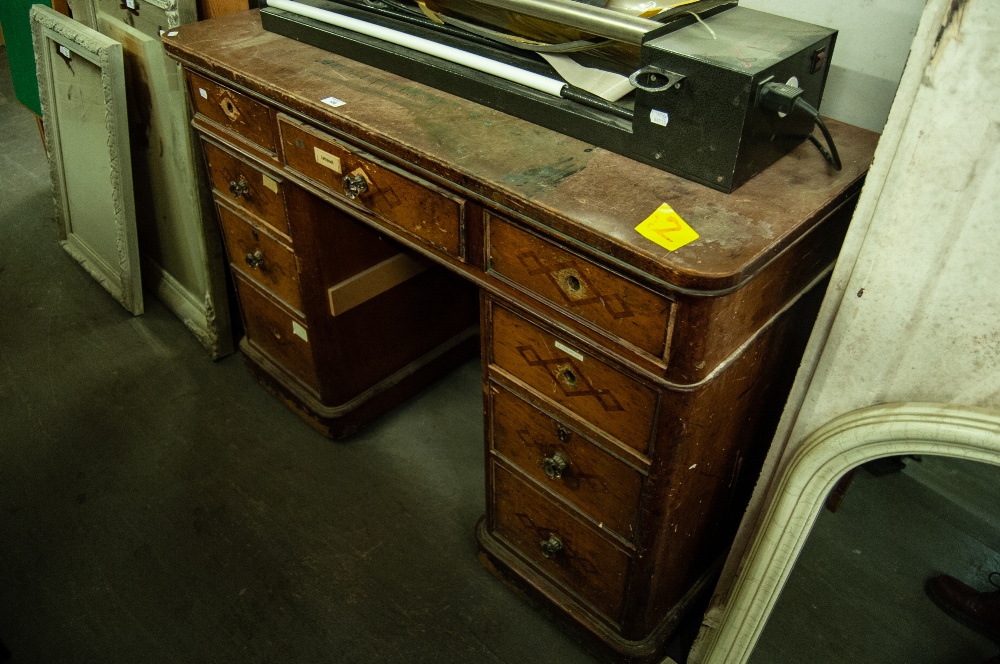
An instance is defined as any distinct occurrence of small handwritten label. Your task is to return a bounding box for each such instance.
[261,174,278,193]
[650,109,669,127]
[635,203,699,252]
[199,87,208,99]
[125,0,136,9]
[58,45,71,60]
[292,321,308,342]
[166,30,178,37]
[554,340,584,362]
[314,147,342,174]
[320,96,346,108]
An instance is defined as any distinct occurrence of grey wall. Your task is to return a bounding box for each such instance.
[740,0,926,133]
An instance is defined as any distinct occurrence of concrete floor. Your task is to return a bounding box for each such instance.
[0,48,605,664]
[3,42,1000,664]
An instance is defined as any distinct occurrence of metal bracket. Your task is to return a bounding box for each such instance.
[629,66,686,93]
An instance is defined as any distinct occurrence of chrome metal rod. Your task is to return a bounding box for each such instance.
[460,0,660,45]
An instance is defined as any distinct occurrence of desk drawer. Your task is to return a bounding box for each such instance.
[489,383,644,541]
[217,203,302,312]
[489,302,657,454]
[235,275,318,391]
[187,71,276,154]
[278,115,464,259]
[488,215,674,361]
[203,141,290,238]
[491,461,631,622]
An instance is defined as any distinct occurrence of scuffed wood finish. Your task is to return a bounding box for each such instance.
[162,13,879,663]
[202,139,290,237]
[488,381,646,541]
[491,460,632,622]
[188,69,278,155]
[488,214,674,363]
[234,273,318,390]
[216,202,302,312]
[279,114,466,259]
[490,302,659,455]
[160,11,877,293]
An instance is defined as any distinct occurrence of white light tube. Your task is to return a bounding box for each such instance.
[267,0,568,97]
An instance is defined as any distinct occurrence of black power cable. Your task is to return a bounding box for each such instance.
[758,81,842,171]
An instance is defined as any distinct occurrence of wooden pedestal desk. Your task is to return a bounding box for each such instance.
[163,12,877,662]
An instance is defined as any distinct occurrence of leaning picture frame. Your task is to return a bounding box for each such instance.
[31,4,144,315]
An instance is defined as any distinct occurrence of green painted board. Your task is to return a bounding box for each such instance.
[0,0,54,116]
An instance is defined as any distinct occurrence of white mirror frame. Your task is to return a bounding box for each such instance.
[32,4,144,315]
[696,402,1000,664]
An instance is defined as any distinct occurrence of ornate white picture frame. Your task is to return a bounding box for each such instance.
[32,4,143,315]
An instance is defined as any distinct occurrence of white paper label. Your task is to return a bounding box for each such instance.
[199,87,208,99]
[650,109,670,127]
[292,321,308,342]
[125,0,136,9]
[554,340,584,362]
[320,96,346,108]
[261,174,278,193]
[58,45,71,60]
[314,147,342,174]
[166,30,178,37]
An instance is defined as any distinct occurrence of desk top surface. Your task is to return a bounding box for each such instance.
[163,10,879,293]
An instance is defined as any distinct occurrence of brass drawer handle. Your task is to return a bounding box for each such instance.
[342,173,369,199]
[540,534,564,559]
[228,176,249,198]
[542,452,569,480]
[244,250,265,270]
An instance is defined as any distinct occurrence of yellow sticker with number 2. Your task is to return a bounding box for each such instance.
[635,203,699,251]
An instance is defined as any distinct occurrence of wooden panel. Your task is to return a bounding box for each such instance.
[202,140,290,237]
[234,274,318,391]
[197,0,248,20]
[492,461,631,622]
[489,382,645,541]
[278,114,465,259]
[488,215,673,361]
[489,302,658,454]
[188,70,276,153]
[327,252,428,317]
[98,12,233,358]
[217,202,302,312]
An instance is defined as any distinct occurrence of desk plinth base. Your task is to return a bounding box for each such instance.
[240,327,479,439]
[476,517,716,664]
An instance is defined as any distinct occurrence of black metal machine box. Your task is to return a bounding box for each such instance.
[261,0,837,192]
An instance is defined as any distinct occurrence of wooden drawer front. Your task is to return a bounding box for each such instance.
[235,275,318,391]
[492,461,630,621]
[490,384,644,541]
[187,71,276,153]
[217,204,302,312]
[278,115,464,258]
[488,217,673,360]
[490,304,657,454]
[203,141,290,237]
